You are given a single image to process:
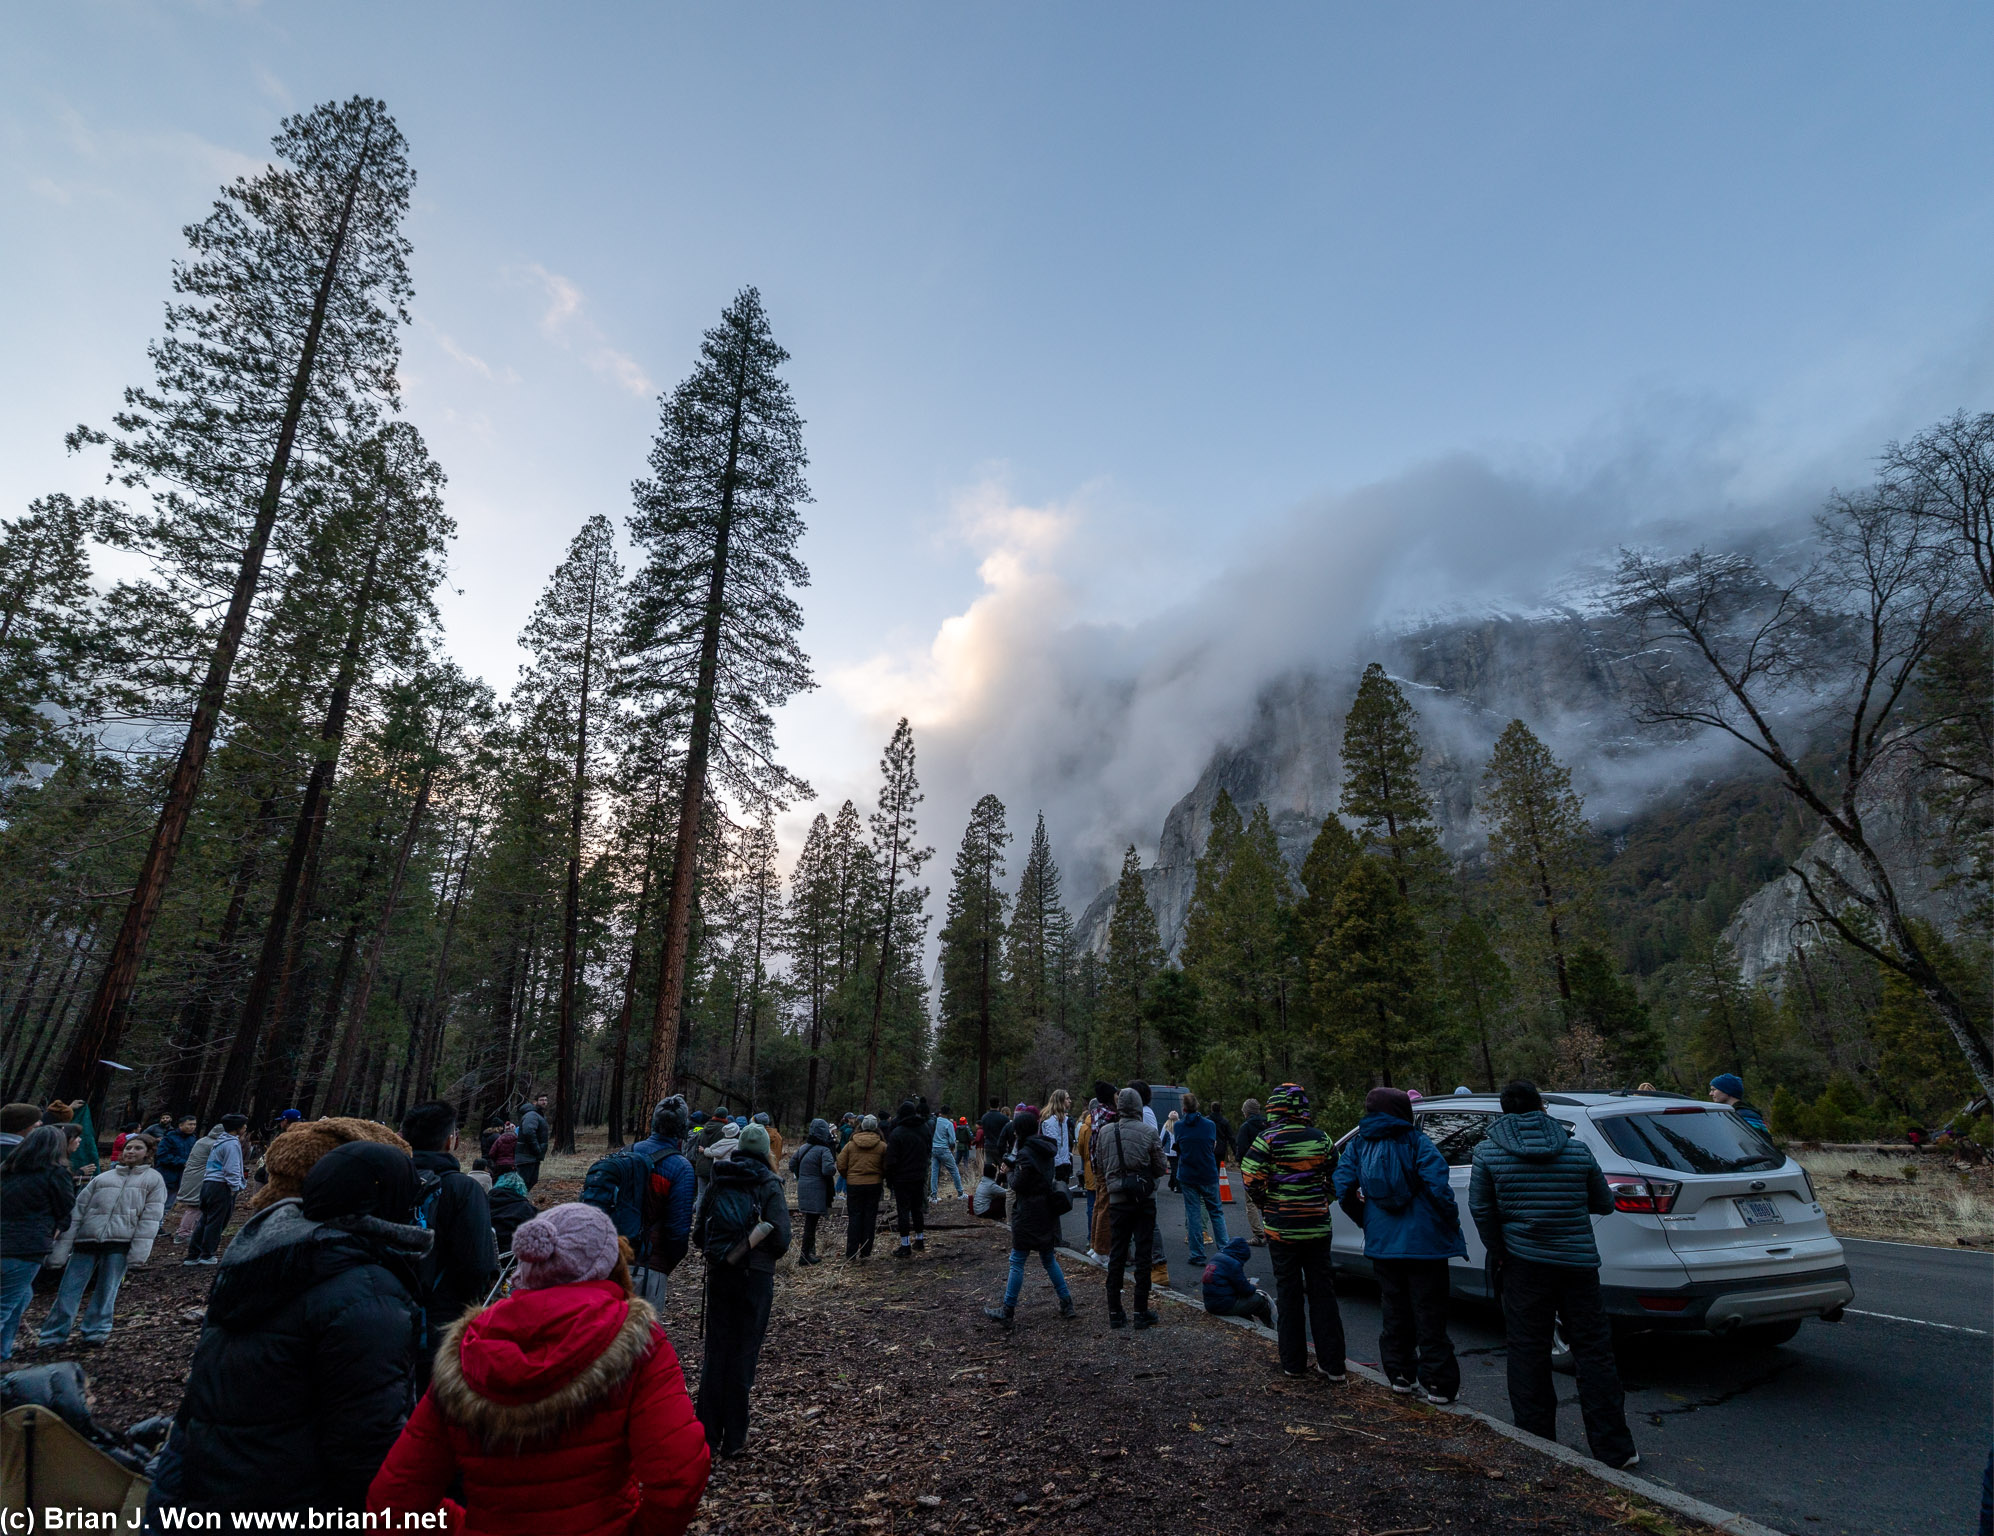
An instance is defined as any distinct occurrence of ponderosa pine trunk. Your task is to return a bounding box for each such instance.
[53,136,374,1111]
[554,578,599,1155]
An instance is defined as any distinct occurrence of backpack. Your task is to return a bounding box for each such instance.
[581,1147,667,1242]
[412,1171,445,1239]
[701,1177,761,1260]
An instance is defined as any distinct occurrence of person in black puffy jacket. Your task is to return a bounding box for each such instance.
[171,1141,431,1516]
[1,1126,76,1360]
[883,1102,930,1259]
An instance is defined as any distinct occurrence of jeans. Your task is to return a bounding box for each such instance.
[1003,1248,1072,1308]
[1499,1256,1635,1466]
[1268,1236,1345,1374]
[1084,1188,1097,1243]
[40,1248,130,1344]
[1374,1256,1460,1398]
[1181,1181,1228,1257]
[1,1256,41,1359]
[697,1268,774,1455]
[1104,1198,1157,1319]
[929,1148,963,1198]
[845,1184,882,1257]
[189,1180,235,1259]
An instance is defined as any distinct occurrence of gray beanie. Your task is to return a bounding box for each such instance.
[1117,1087,1143,1116]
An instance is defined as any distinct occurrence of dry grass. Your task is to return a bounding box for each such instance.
[1794,1146,1994,1246]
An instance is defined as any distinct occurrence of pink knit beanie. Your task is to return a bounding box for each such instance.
[511,1202,620,1290]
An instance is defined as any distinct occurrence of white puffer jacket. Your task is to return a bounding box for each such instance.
[51,1162,169,1266]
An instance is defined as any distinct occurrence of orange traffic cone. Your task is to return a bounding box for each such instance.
[1220,1178,1235,1203]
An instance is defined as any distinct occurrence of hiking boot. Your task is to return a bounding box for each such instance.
[1058,1296,1077,1319]
[894,1244,912,1260]
[1109,1312,1128,1330]
[1133,1310,1160,1330]
[913,1235,926,1252]
[983,1305,1014,1331]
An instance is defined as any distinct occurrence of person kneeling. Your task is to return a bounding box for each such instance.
[369,1202,710,1536]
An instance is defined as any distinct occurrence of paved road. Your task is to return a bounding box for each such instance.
[1057,1180,1991,1536]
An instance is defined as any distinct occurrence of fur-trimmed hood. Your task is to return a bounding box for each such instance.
[431,1279,657,1447]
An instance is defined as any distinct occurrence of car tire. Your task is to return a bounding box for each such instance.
[1736,1318,1804,1348]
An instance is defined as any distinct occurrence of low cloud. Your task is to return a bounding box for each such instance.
[830,423,1824,908]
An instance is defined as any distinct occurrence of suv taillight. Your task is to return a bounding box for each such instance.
[1607,1173,1681,1214]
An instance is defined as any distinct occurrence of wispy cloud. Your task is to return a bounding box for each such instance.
[422,318,519,384]
[521,263,653,397]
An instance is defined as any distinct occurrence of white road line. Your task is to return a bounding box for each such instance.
[1845,1307,1991,1336]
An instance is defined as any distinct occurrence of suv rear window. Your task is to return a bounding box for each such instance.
[1598,1110,1781,1175]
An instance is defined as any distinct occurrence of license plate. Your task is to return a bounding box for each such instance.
[1735,1196,1781,1226]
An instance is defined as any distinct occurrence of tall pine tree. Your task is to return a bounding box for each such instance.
[1102,846,1164,1078]
[1339,663,1442,899]
[938,795,1012,1109]
[625,287,812,1105]
[1479,719,1596,1009]
[862,720,930,1108]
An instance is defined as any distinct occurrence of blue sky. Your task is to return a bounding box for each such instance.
[6,3,1994,897]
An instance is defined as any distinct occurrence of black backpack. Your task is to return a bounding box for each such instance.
[701,1177,761,1260]
[581,1147,666,1242]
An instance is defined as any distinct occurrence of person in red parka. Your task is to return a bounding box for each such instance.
[367,1201,709,1536]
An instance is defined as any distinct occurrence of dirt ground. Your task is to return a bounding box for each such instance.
[16,1185,1693,1536]
[1792,1144,1994,1245]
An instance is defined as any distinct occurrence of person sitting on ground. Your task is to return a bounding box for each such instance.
[1201,1236,1273,1325]
[835,1115,886,1260]
[1707,1074,1770,1136]
[40,1132,169,1349]
[1333,1086,1464,1405]
[983,1108,1076,1331]
[693,1121,790,1459]
[368,1201,711,1536]
[1470,1079,1638,1471]
[399,1100,498,1389]
[0,1125,77,1360]
[789,1119,838,1265]
[168,1141,433,1517]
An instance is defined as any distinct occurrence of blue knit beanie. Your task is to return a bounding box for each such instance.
[1710,1073,1745,1099]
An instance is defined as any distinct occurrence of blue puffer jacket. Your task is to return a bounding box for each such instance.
[1332,1114,1465,1261]
[1468,1111,1613,1268]
[1174,1113,1220,1186]
[1201,1236,1256,1312]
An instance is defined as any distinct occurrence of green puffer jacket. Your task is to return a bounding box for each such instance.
[1467,1111,1612,1268]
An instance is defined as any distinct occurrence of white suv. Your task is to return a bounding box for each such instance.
[1329,1091,1853,1344]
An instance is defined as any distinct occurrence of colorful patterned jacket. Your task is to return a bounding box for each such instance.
[1240,1083,1336,1242]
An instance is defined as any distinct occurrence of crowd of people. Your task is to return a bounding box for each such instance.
[0,1066,1690,1525]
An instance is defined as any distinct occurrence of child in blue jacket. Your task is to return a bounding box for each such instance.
[1200,1236,1273,1324]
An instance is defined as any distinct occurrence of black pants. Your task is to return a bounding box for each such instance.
[698,1267,774,1456]
[801,1211,821,1259]
[1374,1256,1459,1398]
[515,1159,540,1191]
[1500,1256,1635,1465]
[1104,1198,1157,1319]
[845,1184,882,1257]
[1215,1292,1274,1325]
[1268,1236,1345,1374]
[892,1182,925,1240]
[188,1180,235,1260]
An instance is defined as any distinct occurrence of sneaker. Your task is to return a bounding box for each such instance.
[1419,1387,1456,1406]
[1281,1368,1310,1378]
[1616,1452,1642,1471]
[1314,1366,1347,1384]
[1187,1252,1207,1264]
[1058,1296,1077,1319]
[1389,1378,1418,1395]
